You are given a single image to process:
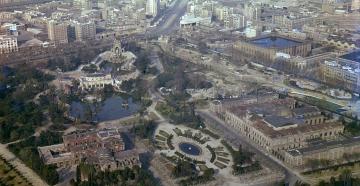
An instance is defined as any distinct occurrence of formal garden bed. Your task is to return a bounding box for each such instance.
[155,124,233,174]
[154,123,267,185]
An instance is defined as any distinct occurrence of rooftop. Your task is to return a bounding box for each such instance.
[63,128,122,142]
[229,98,295,118]
[293,106,320,116]
[180,15,204,25]
[250,35,302,49]
[264,115,301,128]
[340,50,360,63]
[252,119,342,139]
[225,98,343,139]
[38,144,71,164]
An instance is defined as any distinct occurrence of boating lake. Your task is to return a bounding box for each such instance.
[69,96,140,122]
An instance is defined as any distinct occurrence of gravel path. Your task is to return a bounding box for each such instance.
[0,143,48,186]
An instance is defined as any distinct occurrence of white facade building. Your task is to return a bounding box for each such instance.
[320,58,360,92]
[232,14,246,29]
[79,73,114,90]
[244,3,261,22]
[146,0,159,17]
[48,20,68,44]
[352,0,360,11]
[74,0,92,10]
[0,35,18,54]
[222,7,233,23]
[75,20,96,41]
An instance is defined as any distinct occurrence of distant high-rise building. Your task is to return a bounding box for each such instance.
[67,25,76,42]
[47,20,69,44]
[352,0,360,11]
[244,3,261,22]
[74,0,92,10]
[222,7,234,27]
[232,14,246,29]
[0,0,52,6]
[74,20,96,41]
[146,0,159,17]
[0,35,18,54]
[0,0,11,6]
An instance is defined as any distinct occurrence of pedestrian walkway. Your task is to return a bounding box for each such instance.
[0,143,48,186]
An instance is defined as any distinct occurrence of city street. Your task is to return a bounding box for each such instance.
[146,0,188,37]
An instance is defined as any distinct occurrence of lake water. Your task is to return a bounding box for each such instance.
[69,96,140,122]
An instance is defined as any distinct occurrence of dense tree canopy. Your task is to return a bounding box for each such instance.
[8,131,62,185]
[0,66,54,143]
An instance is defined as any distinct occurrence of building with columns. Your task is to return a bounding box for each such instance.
[79,73,114,90]
[285,136,360,168]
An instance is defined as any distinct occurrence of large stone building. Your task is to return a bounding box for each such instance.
[38,128,140,171]
[233,33,311,63]
[0,35,18,54]
[285,136,360,168]
[210,96,344,163]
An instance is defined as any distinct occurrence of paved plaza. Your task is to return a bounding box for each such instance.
[154,123,233,175]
